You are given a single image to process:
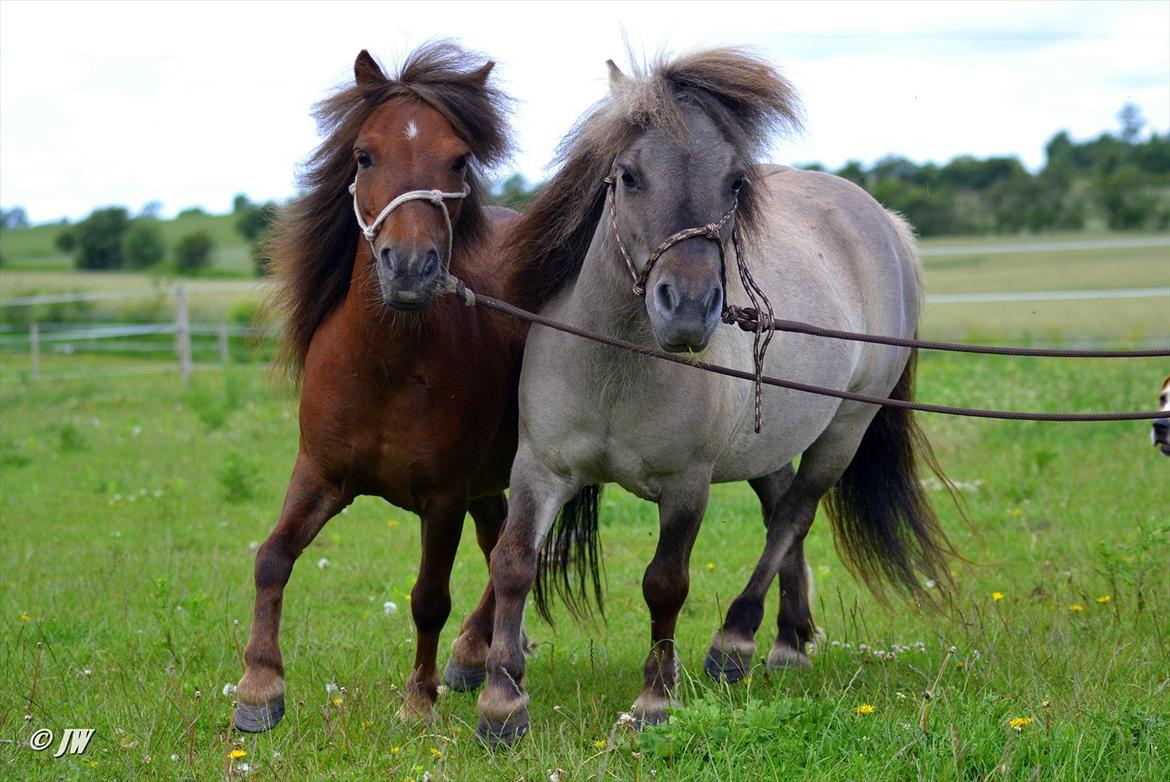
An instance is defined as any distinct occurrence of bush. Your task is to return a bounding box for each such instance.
[74,207,130,269]
[55,230,76,253]
[123,219,166,269]
[174,231,215,273]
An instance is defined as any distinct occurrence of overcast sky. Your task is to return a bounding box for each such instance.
[1,0,1167,223]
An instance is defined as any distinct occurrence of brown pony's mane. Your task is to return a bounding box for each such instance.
[503,47,803,308]
[267,41,513,378]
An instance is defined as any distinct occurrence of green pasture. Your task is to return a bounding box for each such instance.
[1,351,1168,781]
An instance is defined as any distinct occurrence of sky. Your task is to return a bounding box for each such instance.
[1,0,1168,223]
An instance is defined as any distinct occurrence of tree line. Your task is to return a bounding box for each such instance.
[3,105,1165,274]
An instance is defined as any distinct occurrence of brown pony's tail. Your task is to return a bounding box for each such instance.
[824,351,961,608]
[533,484,604,624]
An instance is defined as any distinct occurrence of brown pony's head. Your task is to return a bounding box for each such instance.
[269,41,511,375]
[350,51,487,310]
[1154,374,1170,456]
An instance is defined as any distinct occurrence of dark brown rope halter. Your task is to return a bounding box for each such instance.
[604,168,776,431]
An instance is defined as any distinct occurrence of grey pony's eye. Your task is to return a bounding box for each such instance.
[620,169,637,189]
[731,174,747,193]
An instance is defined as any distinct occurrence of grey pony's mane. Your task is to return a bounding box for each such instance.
[501,47,803,310]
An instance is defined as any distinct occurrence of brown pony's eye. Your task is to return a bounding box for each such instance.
[357,150,372,168]
[452,155,469,174]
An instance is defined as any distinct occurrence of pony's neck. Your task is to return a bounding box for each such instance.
[561,220,656,342]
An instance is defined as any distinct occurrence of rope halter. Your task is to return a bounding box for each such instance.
[348,179,471,277]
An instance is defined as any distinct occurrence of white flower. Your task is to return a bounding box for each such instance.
[237,762,252,775]
[549,770,568,782]
[325,682,339,694]
[249,541,259,552]
[170,754,180,762]
[223,683,238,697]
[132,425,143,436]
[383,601,399,615]
[317,558,330,570]
[82,668,93,677]
[437,684,449,696]
[617,712,637,727]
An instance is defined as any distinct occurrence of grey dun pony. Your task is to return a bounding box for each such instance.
[467,48,958,745]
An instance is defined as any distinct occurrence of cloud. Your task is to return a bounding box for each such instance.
[1,0,1166,222]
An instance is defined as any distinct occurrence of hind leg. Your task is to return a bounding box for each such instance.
[236,454,349,732]
[445,494,507,692]
[707,407,876,683]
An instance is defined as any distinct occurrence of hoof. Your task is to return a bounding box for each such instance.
[633,709,670,728]
[476,709,529,748]
[767,643,811,671]
[704,645,751,683]
[444,659,487,692]
[234,695,285,733]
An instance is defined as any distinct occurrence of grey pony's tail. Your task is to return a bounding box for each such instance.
[824,350,961,607]
[533,484,604,624]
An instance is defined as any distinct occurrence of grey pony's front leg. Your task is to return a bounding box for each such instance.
[631,469,712,725]
[476,446,575,747]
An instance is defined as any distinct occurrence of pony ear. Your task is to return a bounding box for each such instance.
[354,50,386,89]
[606,59,629,92]
[469,60,495,89]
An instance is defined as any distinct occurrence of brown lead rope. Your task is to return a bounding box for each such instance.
[721,307,1170,359]
[439,277,1170,422]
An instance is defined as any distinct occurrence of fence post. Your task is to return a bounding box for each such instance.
[218,323,230,365]
[30,322,40,381]
[175,285,192,386]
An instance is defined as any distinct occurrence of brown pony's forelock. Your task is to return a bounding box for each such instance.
[503,47,803,308]
[266,40,513,380]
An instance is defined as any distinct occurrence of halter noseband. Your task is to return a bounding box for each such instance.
[349,179,471,273]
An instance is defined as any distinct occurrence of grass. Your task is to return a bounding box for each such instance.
[0,339,1168,781]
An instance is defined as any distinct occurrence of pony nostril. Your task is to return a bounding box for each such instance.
[379,246,396,269]
[654,282,677,316]
[705,287,723,318]
[421,249,439,280]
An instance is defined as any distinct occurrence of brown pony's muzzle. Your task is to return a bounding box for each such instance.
[376,242,442,311]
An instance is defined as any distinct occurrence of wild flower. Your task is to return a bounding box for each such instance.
[223,683,238,698]
[1069,603,1085,612]
[390,746,401,756]
[384,601,399,615]
[992,592,1004,602]
[706,562,716,572]
[1009,716,1033,731]
[332,698,342,707]
[855,703,875,715]
[430,747,442,759]
[593,739,607,749]
[317,558,330,570]
[19,612,30,622]
[228,749,247,759]
[1095,595,1112,604]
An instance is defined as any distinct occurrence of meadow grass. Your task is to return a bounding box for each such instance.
[0,346,1167,781]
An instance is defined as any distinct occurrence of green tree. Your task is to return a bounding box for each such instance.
[174,231,215,273]
[493,173,542,211]
[235,201,277,242]
[74,207,130,269]
[123,219,166,268]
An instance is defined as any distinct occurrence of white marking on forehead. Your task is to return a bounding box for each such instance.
[404,119,419,140]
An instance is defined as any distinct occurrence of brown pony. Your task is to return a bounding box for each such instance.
[234,42,532,730]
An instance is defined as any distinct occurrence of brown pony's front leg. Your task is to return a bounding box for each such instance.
[444,493,507,692]
[399,496,468,720]
[236,454,349,732]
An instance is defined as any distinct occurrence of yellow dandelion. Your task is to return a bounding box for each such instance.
[1069,603,1084,613]
[1009,716,1033,731]
[405,594,412,602]
[706,562,716,572]
[361,720,373,729]
[228,749,247,759]
[1009,507,1022,517]
[955,661,966,669]
[855,703,875,715]
[430,747,442,759]
[19,612,30,622]
[390,746,401,756]
[992,592,1004,602]
[593,739,607,749]
[1095,595,1112,604]
[388,519,400,529]
[332,697,342,706]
